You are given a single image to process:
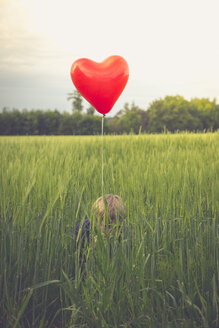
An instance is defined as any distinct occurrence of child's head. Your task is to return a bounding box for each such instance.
[92,194,124,233]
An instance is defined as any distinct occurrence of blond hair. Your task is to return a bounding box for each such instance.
[92,194,124,223]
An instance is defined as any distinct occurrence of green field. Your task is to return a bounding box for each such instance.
[0,134,218,328]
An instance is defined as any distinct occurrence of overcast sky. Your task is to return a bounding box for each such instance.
[0,0,219,116]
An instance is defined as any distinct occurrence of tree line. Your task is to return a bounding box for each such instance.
[0,93,219,135]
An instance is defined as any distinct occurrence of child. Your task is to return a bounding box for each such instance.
[75,194,124,251]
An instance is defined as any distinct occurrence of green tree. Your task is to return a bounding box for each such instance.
[107,117,120,134]
[43,110,61,135]
[86,105,95,115]
[115,102,131,118]
[214,104,219,130]
[67,90,83,113]
[109,102,146,134]
[80,115,102,134]
[119,110,141,134]
[190,98,217,130]
[59,112,74,135]
[147,95,201,132]
[0,108,12,135]
[129,102,149,132]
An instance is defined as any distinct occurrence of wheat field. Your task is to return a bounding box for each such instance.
[0,133,218,327]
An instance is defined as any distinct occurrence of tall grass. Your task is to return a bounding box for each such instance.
[0,133,218,327]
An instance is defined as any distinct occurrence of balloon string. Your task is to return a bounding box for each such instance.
[101,114,105,199]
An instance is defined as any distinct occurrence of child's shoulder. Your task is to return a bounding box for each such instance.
[75,218,90,239]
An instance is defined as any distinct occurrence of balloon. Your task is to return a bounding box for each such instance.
[70,55,129,115]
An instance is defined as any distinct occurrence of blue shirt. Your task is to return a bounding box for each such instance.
[75,218,90,250]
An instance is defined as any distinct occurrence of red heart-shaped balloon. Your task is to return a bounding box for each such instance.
[70,55,129,115]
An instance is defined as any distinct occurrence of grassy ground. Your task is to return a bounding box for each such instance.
[0,133,218,327]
